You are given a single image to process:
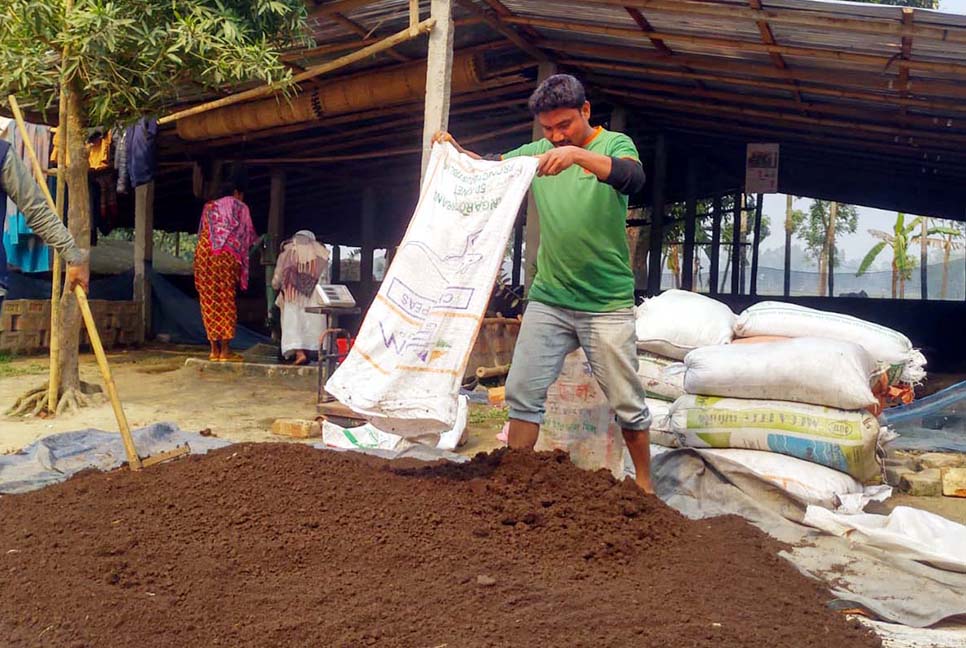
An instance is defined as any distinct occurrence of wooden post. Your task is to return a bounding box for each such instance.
[134,181,155,343]
[331,244,342,283]
[524,62,558,292]
[750,193,763,296]
[360,188,376,302]
[731,191,742,295]
[709,195,722,295]
[512,204,524,287]
[682,157,697,292]
[266,170,286,320]
[646,134,667,295]
[420,0,455,179]
[609,105,627,133]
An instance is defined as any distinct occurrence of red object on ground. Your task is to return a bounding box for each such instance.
[0,445,881,647]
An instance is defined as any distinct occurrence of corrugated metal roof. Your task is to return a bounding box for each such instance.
[162,0,966,186]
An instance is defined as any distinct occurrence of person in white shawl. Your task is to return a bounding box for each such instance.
[271,230,330,365]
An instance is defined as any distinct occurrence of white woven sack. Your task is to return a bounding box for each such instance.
[326,142,537,434]
[635,289,735,359]
[735,301,925,384]
[636,351,685,401]
[683,337,877,410]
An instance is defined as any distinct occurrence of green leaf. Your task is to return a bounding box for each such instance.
[856,241,887,276]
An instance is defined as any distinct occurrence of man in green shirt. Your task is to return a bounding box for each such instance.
[435,75,653,492]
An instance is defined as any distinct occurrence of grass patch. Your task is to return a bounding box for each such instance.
[468,404,508,427]
[0,352,47,378]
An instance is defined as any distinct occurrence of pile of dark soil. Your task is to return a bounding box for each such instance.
[0,444,879,647]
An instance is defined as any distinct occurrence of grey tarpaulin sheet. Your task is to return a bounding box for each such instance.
[652,447,966,628]
[0,423,232,494]
[0,424,467,496]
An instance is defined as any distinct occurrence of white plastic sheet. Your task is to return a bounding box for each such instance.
[803,505,966,573]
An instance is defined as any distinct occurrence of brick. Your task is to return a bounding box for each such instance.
[271,418,322,439]
[919,453,966,470]
[899,469,943,497]
[942,467,966,498]
[884,465,914,488]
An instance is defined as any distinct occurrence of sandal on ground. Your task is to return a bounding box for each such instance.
[218,352,245,363]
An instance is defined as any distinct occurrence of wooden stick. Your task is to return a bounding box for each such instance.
[157,18,436,126]
[409,0,419,32]
[140,444,190,469]
[74,285,142,471]
[476,364,510,379]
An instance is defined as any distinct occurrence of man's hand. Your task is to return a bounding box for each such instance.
[431,131,481,160]
[66,261,90,294]
[535,146,582,177]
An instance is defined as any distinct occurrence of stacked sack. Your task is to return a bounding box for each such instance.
[735,302,924,411]
[634,290,736,447]
[633,294,920,484]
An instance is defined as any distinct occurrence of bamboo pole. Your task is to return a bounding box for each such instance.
[157,18,436,126]
[8,96,141,470]
[74,286,142,471]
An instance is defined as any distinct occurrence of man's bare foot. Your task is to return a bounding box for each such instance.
[635,478,656,495]
[293,351,308,366]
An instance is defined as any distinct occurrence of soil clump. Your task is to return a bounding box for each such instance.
[0,444,880,647]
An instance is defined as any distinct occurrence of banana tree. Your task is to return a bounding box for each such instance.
[858,213,918,299]
[858,213,959,299]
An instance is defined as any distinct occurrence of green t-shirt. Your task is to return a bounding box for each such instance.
[503,128,639,312]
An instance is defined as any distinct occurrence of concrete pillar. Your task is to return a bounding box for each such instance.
[420,0,455,180]
[524,61,558,292]
[133,181,155,343]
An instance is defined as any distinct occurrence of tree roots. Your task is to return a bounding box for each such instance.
[5,382,105,418]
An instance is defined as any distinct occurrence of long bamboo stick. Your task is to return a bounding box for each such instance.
[157,17,436,126]
[47,0,73,414]
[74,286,141,471]
[8,95,142,471]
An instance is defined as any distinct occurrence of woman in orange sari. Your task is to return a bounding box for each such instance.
[194,179,258,362]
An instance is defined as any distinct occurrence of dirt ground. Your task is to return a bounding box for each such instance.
[0,347,506,456]
[0,444,880,647]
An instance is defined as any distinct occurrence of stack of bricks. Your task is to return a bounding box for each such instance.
[0,299,140,353]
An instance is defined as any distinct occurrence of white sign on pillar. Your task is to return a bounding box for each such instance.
[745,143,780,194]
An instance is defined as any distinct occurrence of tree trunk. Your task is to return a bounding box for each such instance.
[783,194,793,297]
[57,81,91,393]
[941,239,950,300]
[818,202,838,297]
[891,260,898,299]
[720,255,731,293]
[920,217,928,300]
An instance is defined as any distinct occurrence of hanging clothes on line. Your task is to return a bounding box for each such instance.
[2,119,53,274]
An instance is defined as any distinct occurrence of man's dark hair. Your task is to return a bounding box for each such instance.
[527,74,586,116]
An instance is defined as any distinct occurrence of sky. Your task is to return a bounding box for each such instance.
[941,0,966,13]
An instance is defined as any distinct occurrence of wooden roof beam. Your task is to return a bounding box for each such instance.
[624,7,705,90]
[308,0,378,20]
[455,0,550,62]
[584,74,963,134]
[505,15,966,76]
[747,0,804,108]
[601,88,966,150]
[561,57,966,115]
[898,7,914,118]
[329,11,410,62]
[538,39,966,100]
[573,0,966,45]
